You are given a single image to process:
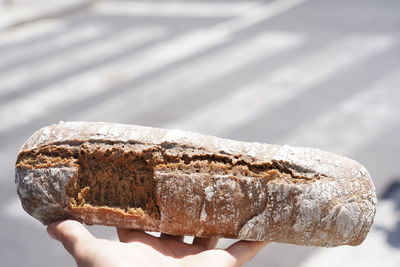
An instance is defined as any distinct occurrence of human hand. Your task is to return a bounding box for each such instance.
[47,220,267,267]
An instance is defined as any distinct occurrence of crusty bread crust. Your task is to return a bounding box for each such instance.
[15,121,376,247]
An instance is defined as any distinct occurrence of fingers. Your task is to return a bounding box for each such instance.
[160,233,184,242]
[116,228,155,243]
[47,220,96,259]
[226,241,268,266]
[193,237,219,249]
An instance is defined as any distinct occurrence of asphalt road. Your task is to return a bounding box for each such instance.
[0,0,399,266]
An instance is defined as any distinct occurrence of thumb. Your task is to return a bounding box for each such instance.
[47,220,97,262]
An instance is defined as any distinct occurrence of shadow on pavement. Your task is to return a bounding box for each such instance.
[375,180,400,248]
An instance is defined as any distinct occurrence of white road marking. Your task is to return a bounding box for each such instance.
[0,6,45,31]
[214,0,309,33]
[74,0,310,121]
[0,26,167,133]
[0,0,306,134]
[0,19,63,47]
[283,70,400,155]
[0,26,166,97]
[107,0,310,91]
[77,32,303,122]
[0,0,87,30]
[299,200,400,267]
[93,1,260,17]
[0,24,107,72]
[0,0,307,48]
[166,35,394,135]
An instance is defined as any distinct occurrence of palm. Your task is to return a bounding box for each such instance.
[48,220,267,267]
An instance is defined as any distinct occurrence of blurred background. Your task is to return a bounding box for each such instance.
[0,0,399,266]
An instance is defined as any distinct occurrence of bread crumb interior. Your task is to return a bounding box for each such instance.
[67,144,161,218]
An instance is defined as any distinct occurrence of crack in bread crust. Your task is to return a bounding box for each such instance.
[16,142,322,182]
[16,142,306,227]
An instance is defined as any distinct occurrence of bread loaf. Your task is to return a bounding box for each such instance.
[15,121,376,247]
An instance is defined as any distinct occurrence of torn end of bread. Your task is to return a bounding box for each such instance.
[15,121,377,247]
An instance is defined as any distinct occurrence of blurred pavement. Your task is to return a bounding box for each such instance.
[0,0,399,266]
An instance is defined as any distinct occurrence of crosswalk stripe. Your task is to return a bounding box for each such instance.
[76,31,303,122]
[0,0,306,49]
[0,24,107,72]
[0,6,41,30]
[71,0,311,122]
[0,27,166,133]
[0,0,87,30]
[0,19,63,48]
[165,35,394,135]
[0,26,167,97]
[214,0,309,33]
[283,70,400,156]
[0,27,224,135]
[107,0,309,89]
[93,1,260,17]
[0,0,306,135]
